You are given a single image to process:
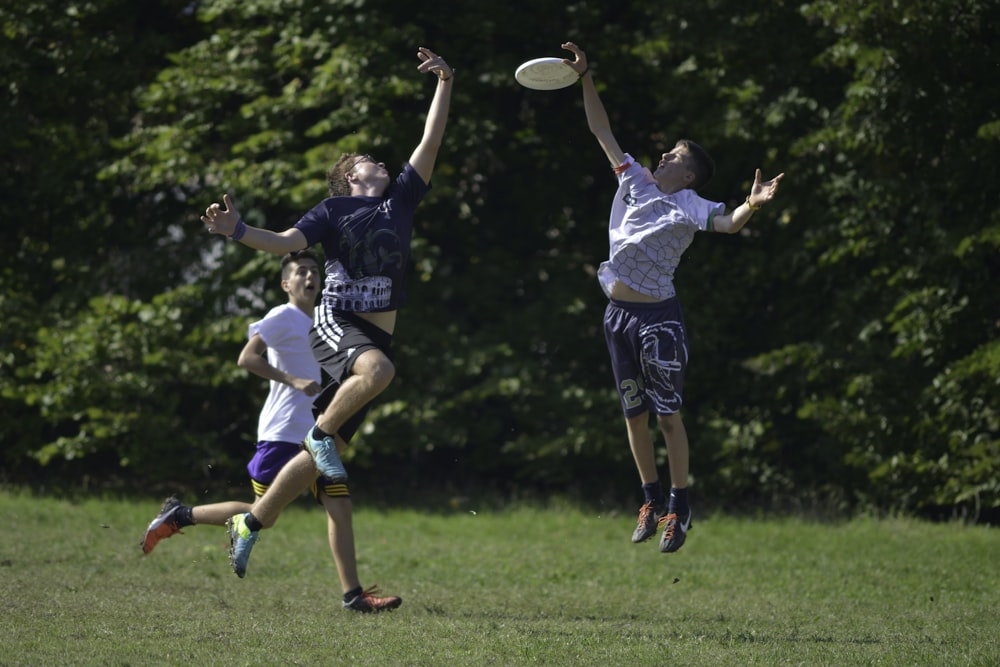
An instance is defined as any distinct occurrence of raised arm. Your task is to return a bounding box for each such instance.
[200,193,308,253]
[710,168,786,234]
[561,42,626,168]
[408,47,454,184]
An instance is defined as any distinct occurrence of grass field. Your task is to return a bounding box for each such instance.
[2,489,998,666]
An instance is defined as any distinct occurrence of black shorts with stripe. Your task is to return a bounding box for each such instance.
[310,308,394,443]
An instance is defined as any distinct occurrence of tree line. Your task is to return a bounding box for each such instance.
[2,0,997,520]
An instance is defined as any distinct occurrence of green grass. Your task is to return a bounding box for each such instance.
[2,490,998,666]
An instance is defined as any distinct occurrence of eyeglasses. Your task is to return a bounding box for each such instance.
[347,154,375,173]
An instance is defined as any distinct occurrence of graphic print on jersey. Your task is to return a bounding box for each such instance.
[326,202,404,311]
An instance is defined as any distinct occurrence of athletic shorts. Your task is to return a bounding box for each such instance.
[604,297,688,418]
[246,440,346,499]
[310,309,394,443]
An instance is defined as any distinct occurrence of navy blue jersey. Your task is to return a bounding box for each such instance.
[294,163,430,312]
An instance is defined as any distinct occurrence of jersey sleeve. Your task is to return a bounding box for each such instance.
[679,190,725,231]
[388,162,432,210]
[293,200,335,247]
[247,306,289,348]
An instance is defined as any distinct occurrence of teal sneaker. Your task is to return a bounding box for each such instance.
[304,431,348,483]
[226,513,259,578]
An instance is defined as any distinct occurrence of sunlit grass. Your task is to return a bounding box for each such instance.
[2,490,998,665]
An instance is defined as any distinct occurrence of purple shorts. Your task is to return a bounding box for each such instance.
[246,440,301,486]
[246,440,344,499]
[604,297,688,418]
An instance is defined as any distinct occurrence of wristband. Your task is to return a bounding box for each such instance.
[745,195,761,212]
[229,218,247,241]
[613,158,632,175]
[578,66,589,80]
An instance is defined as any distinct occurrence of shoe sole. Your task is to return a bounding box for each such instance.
[305,439,348,483]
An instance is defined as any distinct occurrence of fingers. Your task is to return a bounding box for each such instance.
[201,194,234,235]
[417,46,439,60]
[416,47,452,79]
[560,42,587,74]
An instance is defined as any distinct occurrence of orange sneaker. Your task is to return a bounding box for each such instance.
[343,586,402,613]
[141,495,184,555]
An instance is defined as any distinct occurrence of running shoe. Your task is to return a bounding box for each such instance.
[226,513,259,578]
[658,510,692,553]
[343,586,402,614]
[304,431,348,483]
[141,495,185,555]
[631,501,667,543]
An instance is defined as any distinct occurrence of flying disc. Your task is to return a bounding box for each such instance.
[515,57,579,90]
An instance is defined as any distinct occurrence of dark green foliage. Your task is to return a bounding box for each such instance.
[2,0,996,519]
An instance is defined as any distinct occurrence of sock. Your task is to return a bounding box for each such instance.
[175,505,195,528]
[312,425,333,441]
[642,481,667,508]
[343,586,363,603]
[245,513,264,532]
[669,487,689,517]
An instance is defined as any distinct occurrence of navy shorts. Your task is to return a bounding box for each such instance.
[604,297,688,418]
[310,309,394,443]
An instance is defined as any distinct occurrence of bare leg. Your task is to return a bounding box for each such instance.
[191,501,254,526]
[315,349,394,435]
[656,412,689,489]
[320,494,359,593]
[625,411,659,484]
[250,450,319,527]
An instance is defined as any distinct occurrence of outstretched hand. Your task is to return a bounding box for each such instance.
[749,169,785,208]
[201,194,241,236]
[560,41,588,77]
[417,47,453,81]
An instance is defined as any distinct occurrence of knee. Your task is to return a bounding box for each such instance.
[362,353,395,392]
[656,412,683,435]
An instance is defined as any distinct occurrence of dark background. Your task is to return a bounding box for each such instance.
[2,0,997,521]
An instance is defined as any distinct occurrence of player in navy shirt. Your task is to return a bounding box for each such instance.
[200,47,453,610]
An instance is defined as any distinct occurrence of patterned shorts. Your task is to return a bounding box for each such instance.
[603,297,688,418]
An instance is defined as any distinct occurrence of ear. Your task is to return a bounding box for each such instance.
[280,278,292,294]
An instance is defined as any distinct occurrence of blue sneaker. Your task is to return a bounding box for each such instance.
[226,513,259,578]
[304,431,348,482]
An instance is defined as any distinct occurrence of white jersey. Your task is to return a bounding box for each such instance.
[598,154,724,300]
[249,303,320,443]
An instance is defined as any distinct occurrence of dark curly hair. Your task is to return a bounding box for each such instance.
[326,153,362,197]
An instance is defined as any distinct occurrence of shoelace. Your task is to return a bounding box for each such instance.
[636,502,657,526]
[658,513,679,539]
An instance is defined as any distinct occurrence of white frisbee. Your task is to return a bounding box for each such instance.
[515,57,579,90]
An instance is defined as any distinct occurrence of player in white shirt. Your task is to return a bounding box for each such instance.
[562,41,784,553]
[141,250,401,612]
